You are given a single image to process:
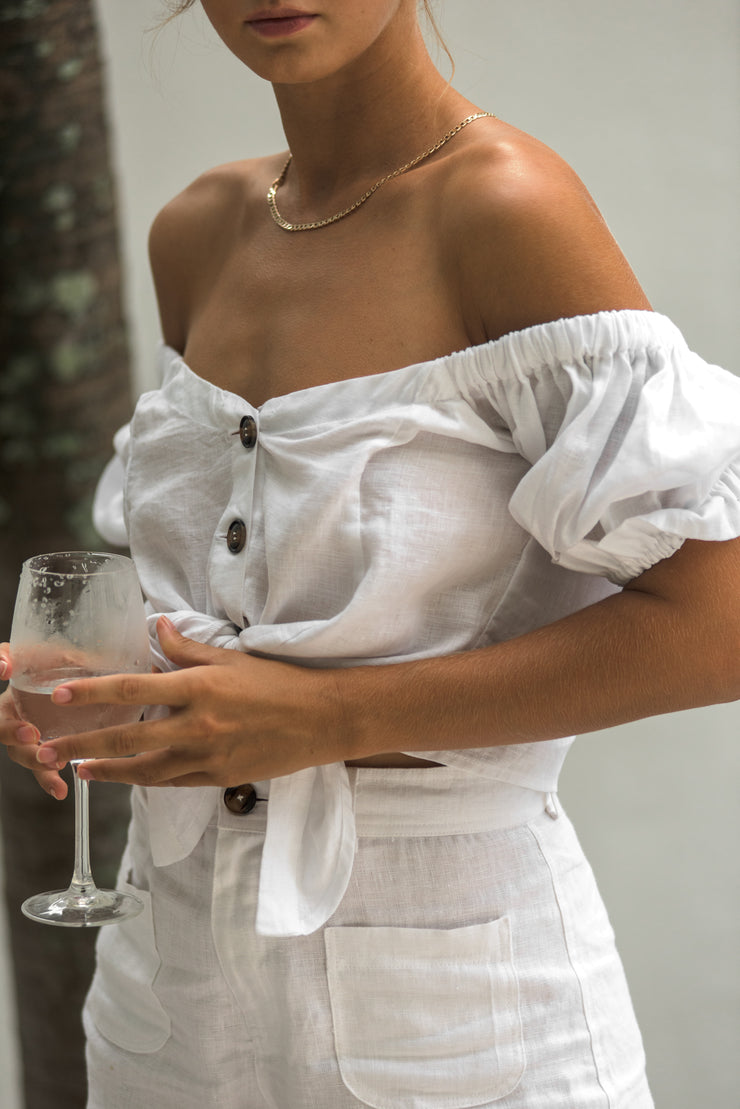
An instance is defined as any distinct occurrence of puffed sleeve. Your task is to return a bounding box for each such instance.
[92,343,177,549]
[483,310,740,584]
[92,421,131,548]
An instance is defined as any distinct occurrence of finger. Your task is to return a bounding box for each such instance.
[7,736,44,770]
[50,668,190,710]
[36,767,68,800]
[156,616,231,668]
[77,747,204,787]
[0,720,40,748]
[6,745,67,799]
[37,715,177,766]
[0,645,10,682]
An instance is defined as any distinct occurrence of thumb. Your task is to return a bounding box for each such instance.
[156,616,228,669]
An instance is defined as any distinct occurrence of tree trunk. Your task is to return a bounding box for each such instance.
[0,3,134,1106]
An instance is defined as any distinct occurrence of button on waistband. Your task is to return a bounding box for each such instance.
[239,415,258,449]
[227,519,247,553]
[224,784,257,814]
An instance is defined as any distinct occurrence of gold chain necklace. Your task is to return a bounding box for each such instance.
[267,111,495,232]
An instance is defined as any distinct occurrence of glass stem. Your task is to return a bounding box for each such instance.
[69,762,97,894]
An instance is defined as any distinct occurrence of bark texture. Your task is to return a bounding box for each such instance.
[0,3,134,1106]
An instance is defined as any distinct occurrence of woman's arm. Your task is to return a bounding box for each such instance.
[345,536,740,758]
[6,133,738,789]
[12,534,738,788]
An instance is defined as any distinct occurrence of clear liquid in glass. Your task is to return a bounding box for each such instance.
[11,667,142,742]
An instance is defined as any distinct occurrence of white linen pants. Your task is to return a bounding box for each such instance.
[84,767,654,1109]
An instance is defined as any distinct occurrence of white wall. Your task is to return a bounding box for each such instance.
[3,3,736,1107]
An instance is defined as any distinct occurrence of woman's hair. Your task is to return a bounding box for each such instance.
[158,1,453,71]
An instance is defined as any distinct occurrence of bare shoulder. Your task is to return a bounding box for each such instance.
[438,120,651,341]
[148,156,279,351]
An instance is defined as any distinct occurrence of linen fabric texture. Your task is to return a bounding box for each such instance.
[84,769,654,1108]
[93,309,740,938]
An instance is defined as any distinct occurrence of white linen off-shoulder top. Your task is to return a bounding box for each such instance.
[93,310,740,936]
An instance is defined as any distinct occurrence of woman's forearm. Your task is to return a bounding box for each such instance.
[338,540,740,761]
[14,540,739,788]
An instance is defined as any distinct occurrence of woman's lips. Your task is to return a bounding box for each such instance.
[245,10,317,38]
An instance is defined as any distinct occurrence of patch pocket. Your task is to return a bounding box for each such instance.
[324,916,525,1109]
[86,882,171,1053]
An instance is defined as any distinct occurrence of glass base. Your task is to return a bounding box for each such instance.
[21,886,144,928]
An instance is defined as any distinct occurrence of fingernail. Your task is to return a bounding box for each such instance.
[76,766,93,780]
[52,687,73,704]
[0,661,7,681]
[159,615,176,633]
[49,783,64,800]
[17,725,39,744]
[36,746,58,765]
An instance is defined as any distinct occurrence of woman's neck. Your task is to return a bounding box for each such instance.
[270,23,473,211]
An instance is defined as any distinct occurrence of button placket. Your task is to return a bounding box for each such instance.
[208,407,262,628]
[224,412,260,557]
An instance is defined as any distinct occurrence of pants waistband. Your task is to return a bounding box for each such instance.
[348,766,552,837]
[222,767,554,838]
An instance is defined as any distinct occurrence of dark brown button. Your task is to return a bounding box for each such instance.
[227,519,246,553]
[224,784,257,814]
[239,415,258,449]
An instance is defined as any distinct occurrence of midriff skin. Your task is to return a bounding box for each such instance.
[346,753,442,768]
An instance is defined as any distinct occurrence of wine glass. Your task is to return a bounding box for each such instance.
[9,551,150,927]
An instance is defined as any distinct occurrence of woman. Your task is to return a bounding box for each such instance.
[2,1,739,1106]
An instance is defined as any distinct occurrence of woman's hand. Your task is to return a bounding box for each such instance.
[16,537,740,791]
[0,644,68,800]
[31,618,348,787]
